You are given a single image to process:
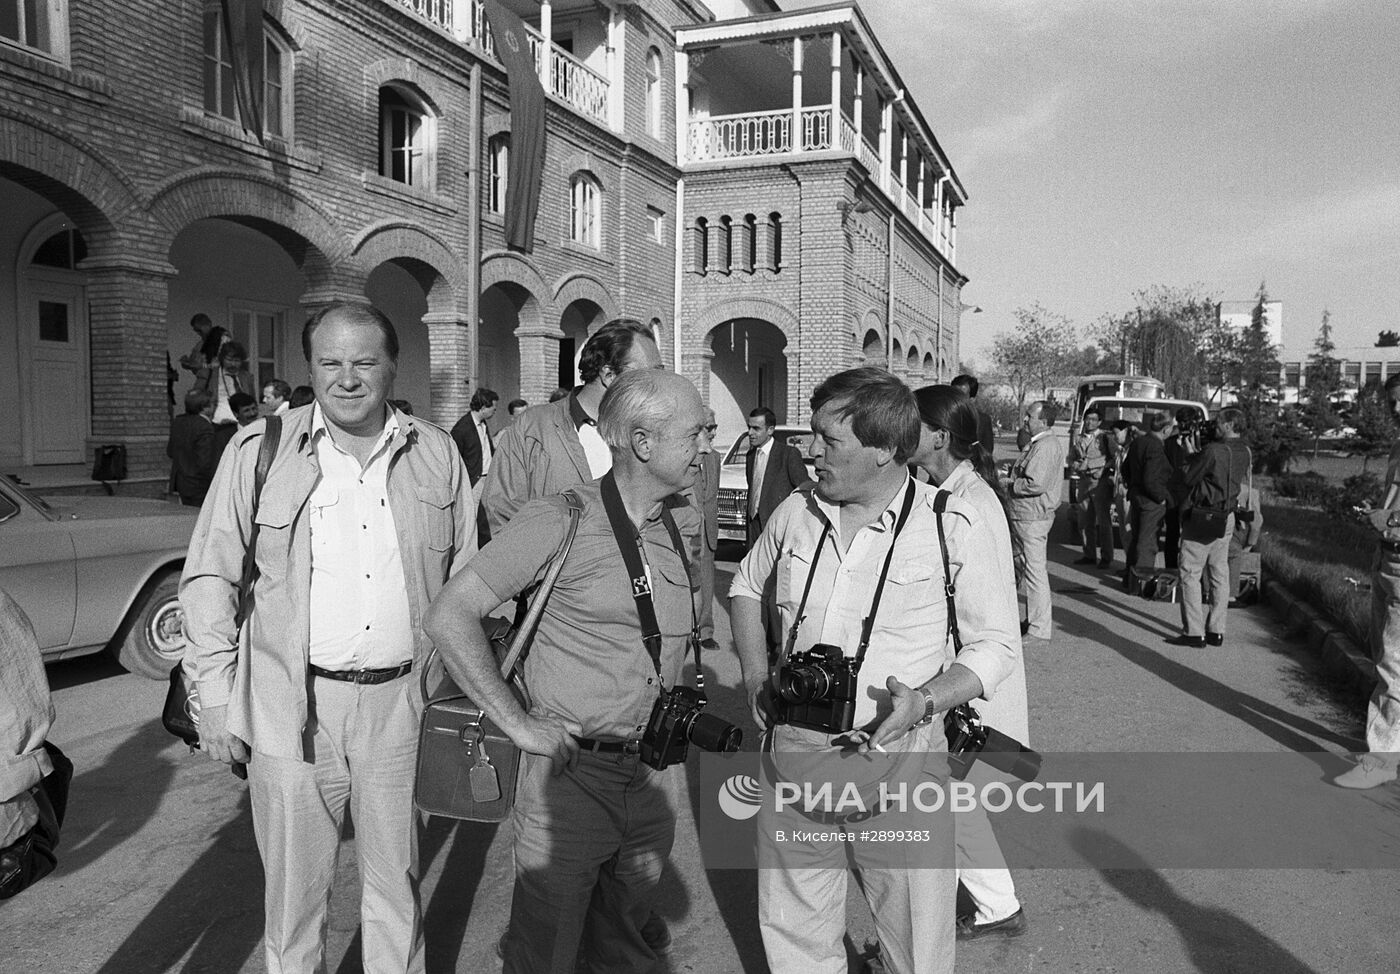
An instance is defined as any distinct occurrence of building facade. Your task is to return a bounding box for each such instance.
[0,0,967,477]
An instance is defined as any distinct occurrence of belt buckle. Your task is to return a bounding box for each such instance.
[352,668,374,685]
[622,740,640,755]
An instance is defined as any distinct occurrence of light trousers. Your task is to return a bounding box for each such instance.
[1367,546,1400,765]
[248,675,423,974]
[1014,517,1054,639]
[698,538,717,642]
[1179,527,1231,637]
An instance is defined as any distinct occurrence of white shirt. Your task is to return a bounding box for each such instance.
[477,417,493,475]
[306,404,414,670]
[212,372,238,425]
[578,422,612,478]
[749,439,773,516]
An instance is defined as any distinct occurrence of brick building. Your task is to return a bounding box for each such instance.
[0,0,967,477]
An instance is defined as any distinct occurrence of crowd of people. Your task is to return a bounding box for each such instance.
[6,300,1396,972]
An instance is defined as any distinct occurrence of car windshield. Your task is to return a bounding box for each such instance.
[723,430,813,464]
[1094,400,1205,430]
[1,475,54,515]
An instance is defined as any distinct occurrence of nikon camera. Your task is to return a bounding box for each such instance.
[775,643,860,733]
[944,704,1042,782]
[639,685,743,771]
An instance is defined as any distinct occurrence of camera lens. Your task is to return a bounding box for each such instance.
[778,664,829,704]
[685,711,743,753]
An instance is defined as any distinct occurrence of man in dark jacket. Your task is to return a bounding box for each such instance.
[452,388,499,544]
[1123,411,1176,583]
[745,407,813,548]
[1161,407,1199,570]
[167,389,217,506]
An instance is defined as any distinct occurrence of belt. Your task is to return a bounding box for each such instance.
[573,735,641,755]
[309,662,413,685]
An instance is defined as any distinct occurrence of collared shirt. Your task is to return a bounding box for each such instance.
[212,371,238,425]
[730,476,1019,730]
[570,393,612,479]
[273,402,289,416]
[1007,428,1066,521]
[306,405,414,670]
[470,481,699,740]
[1070,428,1108,479]
[476,418,493,475]
[749,439,772,517]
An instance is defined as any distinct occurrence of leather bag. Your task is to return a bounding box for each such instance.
[414,491,582,822]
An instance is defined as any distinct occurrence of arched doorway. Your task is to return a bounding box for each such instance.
[558,298,606,389]
[479,282,527,411]
[862,328,884,368]
[907,346,920,381]
[706,318,790,444]
[367,257,437,416]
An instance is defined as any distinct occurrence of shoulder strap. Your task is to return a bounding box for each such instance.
[932,489,962,653]
[498,490,584,681]
[234,416,282,627]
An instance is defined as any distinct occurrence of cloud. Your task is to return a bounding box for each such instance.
[955,90,1065,171]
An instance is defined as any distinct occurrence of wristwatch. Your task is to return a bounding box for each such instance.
[1388,511,1400,529]
[915,686,937,726]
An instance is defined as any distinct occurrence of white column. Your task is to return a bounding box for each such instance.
[539,0,552,90]
[829,31,842,149]
[853,64,864,149]
[675,49,689,164]
[950,206,957,259]
[607,5,622,131]
[791,35,804,153]
[916,156,926,229]
[879,98,891,192]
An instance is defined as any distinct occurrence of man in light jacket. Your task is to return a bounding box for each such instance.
[1002,401,1066,640]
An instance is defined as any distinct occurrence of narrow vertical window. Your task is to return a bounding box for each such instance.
[645,47,663,139]
[379,86,433,188]
[489,135,510,214]
[570,173,600,247]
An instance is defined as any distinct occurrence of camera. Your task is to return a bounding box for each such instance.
[944,704,1042,782]
[775,643,860,733]
[1176,415,1214,443]
[639,685,743,770]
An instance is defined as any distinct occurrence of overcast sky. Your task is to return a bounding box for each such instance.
[785,0,1400,365]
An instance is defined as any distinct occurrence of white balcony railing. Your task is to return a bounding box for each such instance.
[687,109,792,161]
[800,109,832,151]
[392,0,609,125]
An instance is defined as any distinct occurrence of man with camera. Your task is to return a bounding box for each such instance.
[1172,408,1249,647]
[730,368,1020,974]
[1068,406,1112,567]
[424,369,730,974]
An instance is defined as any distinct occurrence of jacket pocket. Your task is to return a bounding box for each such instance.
[415,485,454,551]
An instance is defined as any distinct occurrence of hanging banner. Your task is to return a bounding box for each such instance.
[485,0,547,253]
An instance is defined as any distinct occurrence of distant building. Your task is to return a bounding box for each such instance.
[1218,300,1283,348]
[1,0,969,476]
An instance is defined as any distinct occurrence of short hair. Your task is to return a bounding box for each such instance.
[302,301,399,363]
[1175,407,1197,424]
[1031,400,1058,427]
[748,407,777,428]
[1147,412,1173,433]
[1217,406,1244,430]
[218,341,247,365]
[950,373,980,398]
[184,389,211,414]
[810,367,921,463]
[229,392,257,413]
[190,313,213,330]
[508,398,528,413]
[289,385,315,408]
[471,388,499,411]
[549,387,571,403]
[598,369,676,452]
[577,318,656,384]
[1083,406,1102,419]
[264,379,292,401]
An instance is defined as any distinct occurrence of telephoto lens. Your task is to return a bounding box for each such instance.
[685,710,743,753]
[978,725,1042,782]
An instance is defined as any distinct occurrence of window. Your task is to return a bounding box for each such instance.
[488,135,510,214]
[379,86,433,187]
[569,173,600,248]
[691,217,708,274]
[202,5,291,138]
[716,216,732,275]
[31,228,86,269]
[1,0,65,58]
[739,215,756,273]
[647,206,665,244]
[230,303,286,393]
[645,47,663,139]
[765,212,783,271]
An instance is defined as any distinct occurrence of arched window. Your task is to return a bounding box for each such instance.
[488,134,510,214]
[716,216,732,275]
[31,228,87,269]
[690,217,708,275]
[739,214,757,273]
[765,212,783,272]
[645,47,663,139]
[202,4,292,139]
[379,85,434,187]
[569,172,601,248]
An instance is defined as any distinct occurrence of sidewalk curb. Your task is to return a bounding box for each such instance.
[1263,579,1376,699]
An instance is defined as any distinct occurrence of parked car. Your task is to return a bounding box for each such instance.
[0,475,199,679]
[716,426,816,543]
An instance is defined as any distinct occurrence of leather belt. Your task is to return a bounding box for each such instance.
[309,662,413,685]
[573,735,641,755]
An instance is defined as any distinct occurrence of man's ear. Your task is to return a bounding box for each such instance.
[631,427,651,461]
[870,445,898,470]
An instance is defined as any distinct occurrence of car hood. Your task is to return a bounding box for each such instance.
[45,496,201,522]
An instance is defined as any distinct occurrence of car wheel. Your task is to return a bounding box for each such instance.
[113,570,186,680]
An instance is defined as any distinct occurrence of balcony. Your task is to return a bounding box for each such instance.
[391,0,610,126]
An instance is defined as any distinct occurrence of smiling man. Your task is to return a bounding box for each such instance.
[729,367,1018,974]
[181,301,476,974]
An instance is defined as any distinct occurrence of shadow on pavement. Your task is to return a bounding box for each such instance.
[61,719,178,876]
[94,795,262,974]
[1070,828,1320,974]
[44,651,128,692]
[1057,602,1356,760]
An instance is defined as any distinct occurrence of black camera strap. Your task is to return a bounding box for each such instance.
[784,479,917,672]
[599,471,700,693]
[932,489,961,653]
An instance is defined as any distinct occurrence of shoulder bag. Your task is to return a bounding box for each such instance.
[414,490,583,822]
[162,416,282,779]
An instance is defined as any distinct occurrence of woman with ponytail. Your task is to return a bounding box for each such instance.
[911,384,1031,941]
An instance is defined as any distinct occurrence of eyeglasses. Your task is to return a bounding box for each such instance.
[704,424,718,433]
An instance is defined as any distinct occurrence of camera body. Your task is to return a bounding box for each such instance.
[639,685,743,770]
[775,643,860,733]
[944,704,1042,782]
[1176,415,1215,444]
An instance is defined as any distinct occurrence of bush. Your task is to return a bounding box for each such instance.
[1270,470,1330,506]
[1326,472,1384,520]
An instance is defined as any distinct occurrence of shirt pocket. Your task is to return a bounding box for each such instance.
[415,485,454,551]
[882,561,938,633]
[253,497,297,576]
[777,546,815,616]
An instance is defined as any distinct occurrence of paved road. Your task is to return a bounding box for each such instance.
[2,530,1395,974]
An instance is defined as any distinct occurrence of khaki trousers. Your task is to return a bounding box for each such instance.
[248,675,424,974]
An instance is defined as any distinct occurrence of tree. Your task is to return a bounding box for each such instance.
[990,303,1078,406]
[1377,330,1400,348]
[1084,285,1229,399]
[1302,309,1343,438]
[1232,281,1287,470]
[1349,382,1395,472]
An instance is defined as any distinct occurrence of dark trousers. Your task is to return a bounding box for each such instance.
[1127,497,1167,572]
